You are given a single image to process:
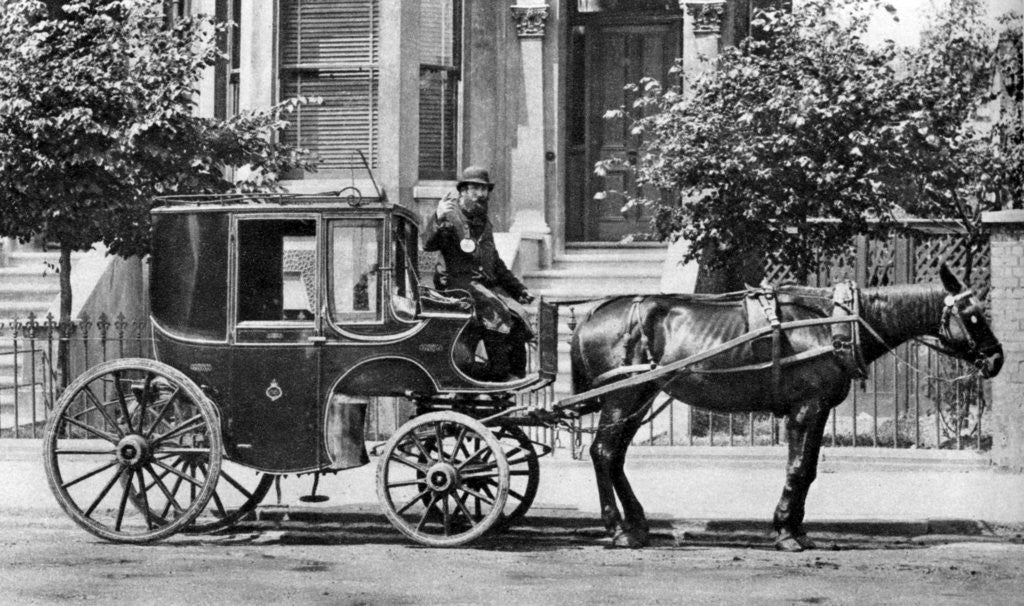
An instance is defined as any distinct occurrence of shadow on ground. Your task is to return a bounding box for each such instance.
[166,504,1024,552]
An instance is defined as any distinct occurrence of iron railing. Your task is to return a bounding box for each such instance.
[1,311,990,455]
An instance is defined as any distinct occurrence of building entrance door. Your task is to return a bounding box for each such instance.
[565,18,682,242]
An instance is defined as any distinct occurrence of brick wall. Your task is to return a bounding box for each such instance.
[983,210,1024,471]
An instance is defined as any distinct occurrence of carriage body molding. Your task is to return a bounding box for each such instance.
[149,197,552,473]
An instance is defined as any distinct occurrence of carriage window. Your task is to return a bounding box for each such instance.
[391,217,420,320]
[330,221,382,323]
[237,219,317,323]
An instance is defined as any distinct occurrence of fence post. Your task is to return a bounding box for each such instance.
[982,210,1024,471]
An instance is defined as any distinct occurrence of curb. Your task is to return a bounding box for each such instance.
[239,503,1015,540]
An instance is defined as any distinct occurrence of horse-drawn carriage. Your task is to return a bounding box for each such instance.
[42,182,1004,550]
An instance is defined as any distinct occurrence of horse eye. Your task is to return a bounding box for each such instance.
[970,315,978,324]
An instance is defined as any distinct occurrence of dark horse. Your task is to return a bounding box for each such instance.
[569,264,1004,550]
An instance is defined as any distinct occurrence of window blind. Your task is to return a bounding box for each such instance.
[418,0,459,180]
[280,0,380,172]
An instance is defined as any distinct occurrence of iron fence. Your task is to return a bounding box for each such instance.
[0,308,991,455]
[0,312,150,439]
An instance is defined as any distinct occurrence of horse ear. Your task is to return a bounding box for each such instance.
[939,263,963,294]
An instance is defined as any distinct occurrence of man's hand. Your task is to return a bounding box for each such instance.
[436,190,460,220]
[518,292,535,305]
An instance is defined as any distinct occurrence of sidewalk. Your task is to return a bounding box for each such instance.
[5,439,1024,533]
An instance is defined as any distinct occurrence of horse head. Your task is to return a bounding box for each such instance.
[936,264,1004,378]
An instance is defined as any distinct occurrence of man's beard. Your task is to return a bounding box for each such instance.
[460,199,488,220]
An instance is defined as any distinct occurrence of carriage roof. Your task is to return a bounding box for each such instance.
[149,193,420,342]
[152,193,418,222]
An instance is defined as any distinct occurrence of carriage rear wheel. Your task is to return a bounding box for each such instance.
[43,358,223,543]
[493,424,541,527]
[376,411,509,547]
[118,397,273,533]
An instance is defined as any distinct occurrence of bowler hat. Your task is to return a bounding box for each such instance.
[456,166,495,191]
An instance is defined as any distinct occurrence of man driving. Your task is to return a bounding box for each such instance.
[423,166,535,380]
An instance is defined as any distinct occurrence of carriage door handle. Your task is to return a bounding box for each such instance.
[308,303,327,345]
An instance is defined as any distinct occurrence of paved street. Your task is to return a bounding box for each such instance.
[3,440,1024,604]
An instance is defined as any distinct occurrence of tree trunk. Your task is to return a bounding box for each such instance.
[58,243,72,388]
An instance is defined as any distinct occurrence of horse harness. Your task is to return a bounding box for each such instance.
[581,284,869,416]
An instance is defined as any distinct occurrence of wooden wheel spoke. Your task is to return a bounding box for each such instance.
[143,387,181,439]
[61,416,120,444]
[459,469,502,481]
[151,415,205,446]
[459,486,497,507]
[442,495,452,535]
[452,490,476,523]
[135,469,154,530]
[85,466,127,517]
[81,386,125,439]
[113,372,135,434]
[385,478,427,488]
[61,458,119,490]
[455,445,490,471]
[114,472,134,532]
[216,468,254,500]
[452,426,470,460]
[415,493,440,532]
[396,488,432,516]
[151,458,205,488]
[434,423,447,462]
[209,491,228,520]
[144,463,184,519]
[55,447,117,456]
[506,487,526,502]
[388,452,429,473]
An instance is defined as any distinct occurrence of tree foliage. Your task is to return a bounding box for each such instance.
[0,0,319,259]
[612,0,1020,277]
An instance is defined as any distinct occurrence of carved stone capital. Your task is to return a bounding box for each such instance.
[511,5,549,38]
[683,2,725,35]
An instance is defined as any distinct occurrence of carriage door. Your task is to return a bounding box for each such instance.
[229,216,323,471]
[566,19,681,241]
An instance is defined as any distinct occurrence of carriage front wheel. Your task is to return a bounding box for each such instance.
[43,358,223,543]
[376,411,510,547]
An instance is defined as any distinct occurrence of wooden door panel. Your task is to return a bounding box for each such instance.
[581,22,681,241]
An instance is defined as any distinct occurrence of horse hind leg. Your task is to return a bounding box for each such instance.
[773,400,831,552]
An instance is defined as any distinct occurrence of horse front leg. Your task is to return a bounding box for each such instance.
[773,400,830,552]
[592,389,659,548]
[589,425,623,537]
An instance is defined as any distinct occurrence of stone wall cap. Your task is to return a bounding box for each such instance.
[982,209,1024,224]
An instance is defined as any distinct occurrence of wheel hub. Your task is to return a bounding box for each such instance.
[116,434,150,468]
[425,463,458,494]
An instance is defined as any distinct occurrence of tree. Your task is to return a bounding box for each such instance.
[0,0,318,381]
[611,0,1020,282]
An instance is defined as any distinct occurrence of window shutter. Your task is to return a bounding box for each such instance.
[280,0,380,173]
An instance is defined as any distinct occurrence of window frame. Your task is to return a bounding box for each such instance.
[232,215,321,336]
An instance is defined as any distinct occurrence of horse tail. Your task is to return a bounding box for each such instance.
[569,328,590,395]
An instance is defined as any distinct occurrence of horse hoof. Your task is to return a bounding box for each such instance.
[774,536,805,552]
[612,530,648,549]
[795,534,817,550]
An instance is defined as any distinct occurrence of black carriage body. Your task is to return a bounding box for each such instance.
[150,198,550,473]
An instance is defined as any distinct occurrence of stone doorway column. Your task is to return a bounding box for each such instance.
[509,3,552,264]
[681,1,726,84]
